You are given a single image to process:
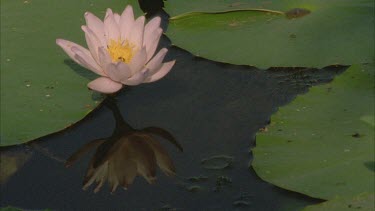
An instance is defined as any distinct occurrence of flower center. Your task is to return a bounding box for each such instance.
[107,39,137,63]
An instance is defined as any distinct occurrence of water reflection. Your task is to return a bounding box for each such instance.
[65,97,183,193]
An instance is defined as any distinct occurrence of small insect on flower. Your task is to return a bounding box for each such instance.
[56,5,175,94]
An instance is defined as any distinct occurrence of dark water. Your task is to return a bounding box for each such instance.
[0,1,347,210]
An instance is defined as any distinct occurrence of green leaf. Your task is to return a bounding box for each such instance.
[0,0,140,146]
[165,0,374,68]
[251,64,375,199]
[303,193,375,211]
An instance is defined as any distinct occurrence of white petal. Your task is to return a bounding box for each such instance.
[143,17,162,60]
[144,28,163,62]
[84,12,106,46]
[104,8,120,42]
[71,46,104,76]
[98,47,112,72]
[88,77,123,94]
[145,48,168,76]
[114,13,121,25]
[119,5,135,41]
[106,62,132,82]
[144,60,175,83]
[129,47,147,75]
[145,16,161,34]
[56,39,89,67]
[122,70,147,86]
[81,25,102,62]
[128,16,145,49]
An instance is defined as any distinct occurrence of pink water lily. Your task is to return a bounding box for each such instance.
[56,5,175,94]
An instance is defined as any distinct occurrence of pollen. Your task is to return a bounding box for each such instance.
[107,39,136,63]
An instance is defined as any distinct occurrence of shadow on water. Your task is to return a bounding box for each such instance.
[0,0,348,210]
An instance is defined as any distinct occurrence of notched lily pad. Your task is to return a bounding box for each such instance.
[0,0,139,146]
[252,64,375,200]
[201,155,234,170]
[166,0,374,68]
[303,193,375,211]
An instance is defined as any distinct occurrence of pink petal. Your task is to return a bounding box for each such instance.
[56,39,89,67]
[144,60,175,83]
[106,62,132,82]
[81,25,102,62]
[104,8,120,43]
[71,46,104,76]
[128,16,145,49]
[122,70,147,86]
[84,12,106,46]
[114,13,121,25]
[145,48,168,76]
[144,28,163,62]
[129,47,147,75]
[143,17,162,61]
[87,77,123,94]
[119,5,135,41]
[145,16,161,34]
[98,47,112,72]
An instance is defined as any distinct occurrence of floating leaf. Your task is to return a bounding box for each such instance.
[303,193,375,211]
[165,0,374,68]
[0,0,140,146]
[252,64,375,200]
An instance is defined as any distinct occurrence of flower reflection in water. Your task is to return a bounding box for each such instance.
[65,97,183,193]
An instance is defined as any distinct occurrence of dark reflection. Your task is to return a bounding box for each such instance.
[65,97,182,193]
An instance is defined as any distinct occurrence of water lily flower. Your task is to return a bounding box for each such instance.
[56,5,175,94]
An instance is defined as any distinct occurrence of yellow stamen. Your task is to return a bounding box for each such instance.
[107,39,137,63]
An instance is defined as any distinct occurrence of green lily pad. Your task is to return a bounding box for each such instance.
[303,193,375,211]
[165,0,374,68]
[0,0,140,146]
[251,64,375,199]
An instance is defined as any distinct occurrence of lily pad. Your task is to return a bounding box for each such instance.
[165,0,374,68]
[251,64,375,199]
[0,0,140,146]
[303,193,375,211]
